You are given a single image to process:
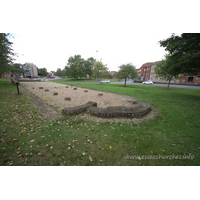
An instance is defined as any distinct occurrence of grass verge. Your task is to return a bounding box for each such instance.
[1,78,200,166]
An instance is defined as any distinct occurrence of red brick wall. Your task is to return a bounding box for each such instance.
[139,63,153,80]
[179,75,200,84]
[1,73,11,79]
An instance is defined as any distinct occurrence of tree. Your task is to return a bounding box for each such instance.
[117,63,137,87]
[55,68,64,77]
[154,55,180,90]
[159,33,200,76]
[38,68,47,76]
[93,60,109,82]
[84,57,96,78]
[0,33,15,77]
[11,63,25,73]
[65,55,86,79]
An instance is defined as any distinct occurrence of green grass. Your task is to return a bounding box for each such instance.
[55,78,122,82]
[1,78,200,166]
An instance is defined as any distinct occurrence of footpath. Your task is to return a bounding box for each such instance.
[19,86,60,121]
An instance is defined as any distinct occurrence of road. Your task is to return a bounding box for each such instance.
[41,78,200,89]
[110,82,200,89]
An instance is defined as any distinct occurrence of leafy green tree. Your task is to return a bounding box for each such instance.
[11,63,25,74]
[55,68,64,77]
[117,63,137,87]
[159,33,200,76]
[0,33,14,77]
[93,60,109,82]
[84,57,96,78]
[65,55,85,79]
[154,55,180,90]
[38,68,47,76]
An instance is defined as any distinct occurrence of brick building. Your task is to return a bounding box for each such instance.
[137,62,153,81]
[179,75,200,85]
[23,63,38,78]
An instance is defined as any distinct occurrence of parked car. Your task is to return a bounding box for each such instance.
[142,80,153,85]
[100,80,110,83]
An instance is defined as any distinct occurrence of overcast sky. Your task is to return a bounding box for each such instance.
[2,0,198,72]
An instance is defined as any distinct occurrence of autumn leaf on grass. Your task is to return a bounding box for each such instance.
[82,152,86,156]
[109,146,112,149]
[89,156,93,161]
[30,140,34,142]
[151,151,153,154]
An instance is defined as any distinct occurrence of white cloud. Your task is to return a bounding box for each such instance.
[3,0,198,72]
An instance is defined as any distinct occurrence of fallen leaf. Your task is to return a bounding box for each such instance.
[162,150,165,152]
[82,152,86,156]
[18,147,21,150]
[89,157,93,161]
[30,140,34,142]
[151,151,153,154]
[38,153,42,155]
[109,146,112,149]
[25,158,27,161]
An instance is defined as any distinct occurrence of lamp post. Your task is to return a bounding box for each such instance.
[96,51,98,84]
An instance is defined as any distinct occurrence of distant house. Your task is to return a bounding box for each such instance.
[23,63,38,78]
[109,71,117,78]
[47,73,51,78]
[1,72,11,79]
[150,62,179,83]
[179,75,200,85]
[137,62,153,81]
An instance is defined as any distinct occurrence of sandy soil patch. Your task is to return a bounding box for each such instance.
[21,82,156,123]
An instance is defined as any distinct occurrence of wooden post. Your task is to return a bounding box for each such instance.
[16,82,20,95]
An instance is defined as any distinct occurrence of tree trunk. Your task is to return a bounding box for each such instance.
[124,78,126,87]
[167,80,171,90]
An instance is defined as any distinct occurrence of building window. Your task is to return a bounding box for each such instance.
[196,77,199,80]
[155,78,158,80]
[160,78,162,80]
[188,77,193,81]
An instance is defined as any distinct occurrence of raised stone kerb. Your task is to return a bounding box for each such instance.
[62,101,97,116]
[87,102,151,118]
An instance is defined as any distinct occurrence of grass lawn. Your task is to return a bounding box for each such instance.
[0,78,200,166]
[58,78,123,82]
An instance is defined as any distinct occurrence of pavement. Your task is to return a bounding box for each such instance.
[19,86,60,121]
